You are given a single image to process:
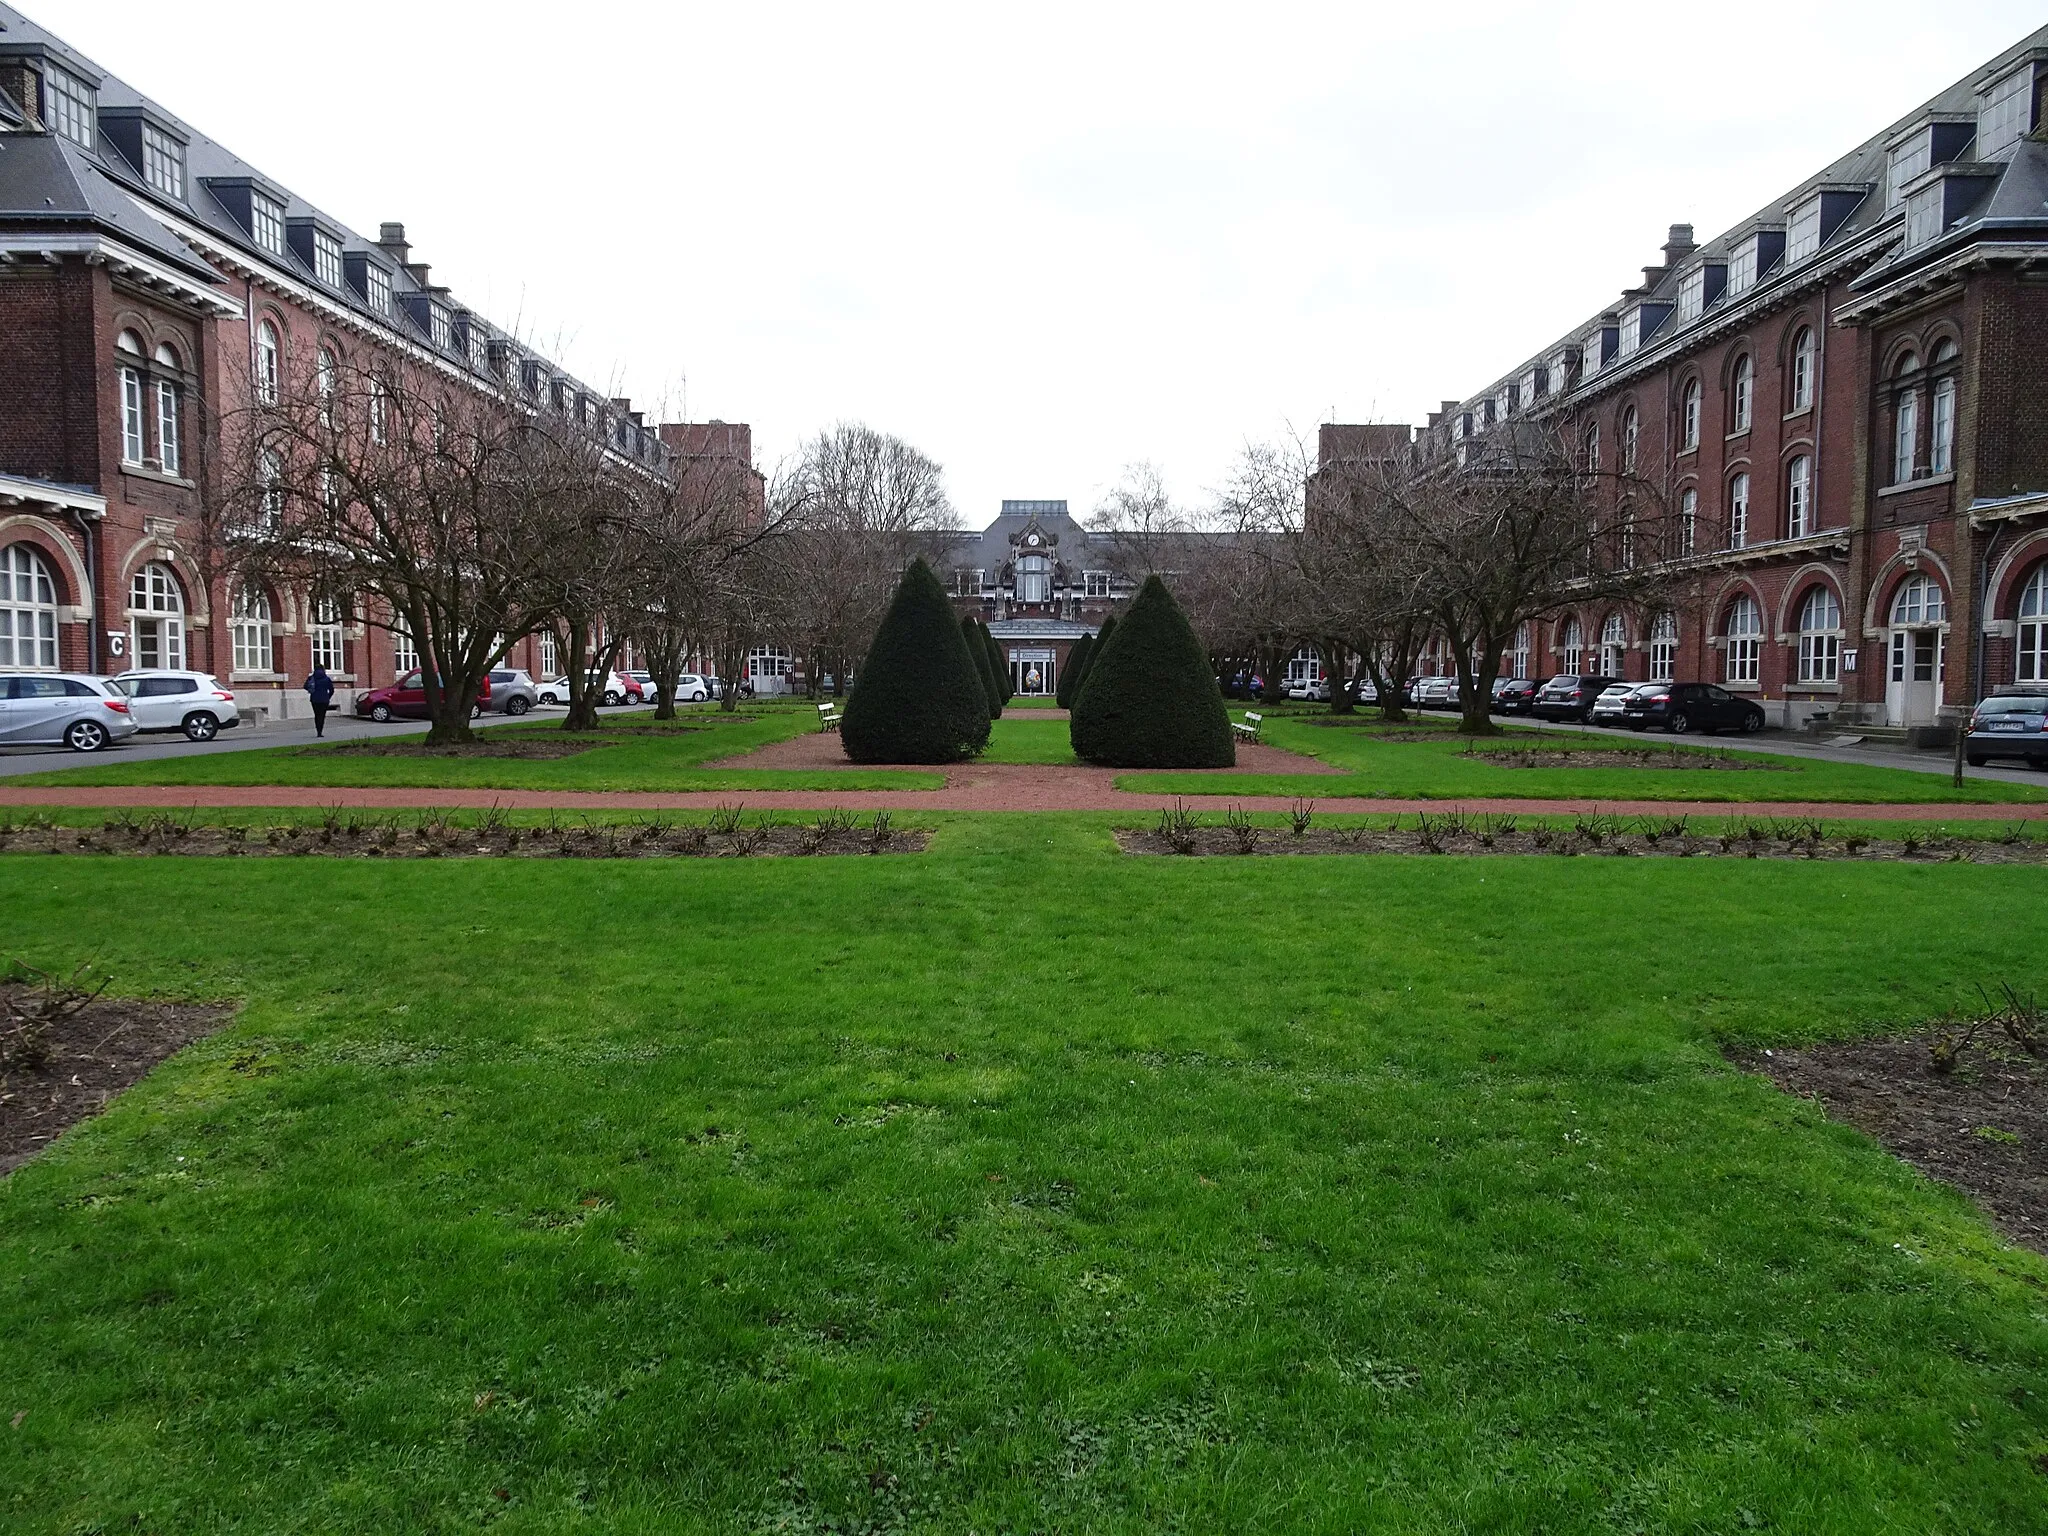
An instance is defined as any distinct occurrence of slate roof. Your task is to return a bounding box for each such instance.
[0,131,215,277]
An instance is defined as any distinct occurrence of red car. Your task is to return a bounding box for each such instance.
[355,670,490,723]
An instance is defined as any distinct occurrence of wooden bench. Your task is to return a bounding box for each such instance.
[818,702,841,733]
[1232,711,1262,745]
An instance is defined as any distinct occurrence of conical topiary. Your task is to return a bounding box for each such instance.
[1073,614,1114,700]
[982,626,1012,703]
[1055,632,1093,709]
[1069,576,1234,768]
[842,559,993,763]
[962,614,1002,719]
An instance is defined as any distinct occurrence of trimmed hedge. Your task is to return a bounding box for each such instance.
[1055,632,1093,709]
[841,559,992,763]
[962,614,1003,719]
[1069,576,1234,768]
[982,626,1012,703]
[1073,614,1113,701]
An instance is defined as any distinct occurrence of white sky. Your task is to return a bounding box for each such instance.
[32,0,2048,525]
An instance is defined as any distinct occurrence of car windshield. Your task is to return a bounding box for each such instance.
[1599,684,1632,697]
[1976,695,2048,715]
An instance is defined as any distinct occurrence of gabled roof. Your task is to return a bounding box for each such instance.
[0,131,217,279]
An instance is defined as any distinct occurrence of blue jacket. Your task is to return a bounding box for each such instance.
[305,671,336,704]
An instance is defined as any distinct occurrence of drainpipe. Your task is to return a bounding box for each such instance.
[67,507,100,674]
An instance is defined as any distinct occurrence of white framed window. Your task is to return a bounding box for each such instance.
[316,347,337,425]
[1598,612,1627,676]
[156,380,181,475]
[128,562,185,671]
[255,321,281,404]
[1649,612,1678,682]
[1979,66,2034,157]
[364,265,391,314]
[311,597,345,671]
[1583,423,1599,471]
[258,448,284,531]
[392,620,418,675]
[1724,594,1762,685]
[1731,355,1753,432]
[1905,185,1944,248]
[1679,487,1698,555]
[1790,326,1815,412]
[1511,623,1530,680]
[120,366,145,464]
[1893,357,1920,483]
[1891,574,1946,627]
[1677,268,1705,322]
[141,122,184,198]
[1620,406,1638,473]
[368,374,387,444]
[1680,379,1701,451]
[538,629,558,677]
[42,62,95,148]
[1797,586,1841,683]
[1084,571,1112,598]
[1561,617,1583,674]
[1785,197,1822,264]
[0,544,60,669]
[2018,567,2048,682]
[1728,472,1750,549]
[1017,554,1051,604]
[230,585,273,674]
[1887,133,1932,209]
[1786,455,1812,538]
[250,193,286,256]
[1729,241,1758,296]
[1929,340,1958,476]
[429,306,453,350]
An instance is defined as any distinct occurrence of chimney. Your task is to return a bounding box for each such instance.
[1661,223,1698,266]
[0,61,40,129]
[405,264,432,290]
[376,222,410,265]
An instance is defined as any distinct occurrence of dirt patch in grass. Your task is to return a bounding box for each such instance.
[1733,1036,2048,1255]
[1,974,232,1175]
[1462,748,1784,771]
[312,738,604,760]
[1119,813,2048,862]
[0,812,924,860]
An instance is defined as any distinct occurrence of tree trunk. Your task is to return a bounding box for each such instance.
[1324,639,1354,714]
[1455,652,1503,737]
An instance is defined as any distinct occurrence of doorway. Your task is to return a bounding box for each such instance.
[1884,574,1947,728]
[1010,647,1055,697]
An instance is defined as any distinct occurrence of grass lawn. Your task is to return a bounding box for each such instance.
[981,717,1081,765]
[3,817,2046,1532]
[8,709,943,794]
[1117,711,2048,804]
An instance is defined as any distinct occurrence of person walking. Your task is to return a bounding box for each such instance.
[304,663,336,738]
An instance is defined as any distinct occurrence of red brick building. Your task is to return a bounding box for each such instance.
[1329,26,2048,738]
[941,501,1133,697]
[0,9,741,716]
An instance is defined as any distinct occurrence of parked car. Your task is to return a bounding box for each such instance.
[112,669,240,740]
[485,668,538,716]
[1493,677,1541,715]
[355,670,489,723]
[1415,676,1455,708]
[0,673,139,751]
[1531,674,1621,722]
[1618,681,1766,734]
[673,673,713,703]
[1588,681,1645,726]
[1348,677,1379,704]
[1964,689,2048,768]
[533,671,636,707]
[1285,678,1330,702]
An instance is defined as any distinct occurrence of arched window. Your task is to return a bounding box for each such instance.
[391,618,418,675]
[1790,326,1815,412]
[118,329,146,464]
[1890,574,1946,626]
[1892,352,1920,483]
[230,585,272,674]
[1620,406,1638,473]
[1786,455,1812,538]
[1724,594,1762,684]
[1598,612,1627,676]
[316,347,337,426]
[1728,472,1750,549]
[1017,554,1051,604]
[1680,379,1701,452]
[1796,586,1840,683]
[1561,617,1583,674]
[0,544,59,669]
[255,320,281,404]
[1510,623,1530,680]
[128,562,185,671]
[1648,611,1678,682]
[2018,566,2048,682]
[1929,339,1958,476]
[310,596,345,671]
[1679,486,1698,555]
[1731,354,1753,432]
[537,628,559,678]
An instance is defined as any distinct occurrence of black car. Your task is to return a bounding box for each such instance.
[1965,691,2048,768]
[1493,677,1541,715]
[1530,674,1621,722]
[1619,682,1765,734]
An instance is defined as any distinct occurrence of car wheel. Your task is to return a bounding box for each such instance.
[471,704,483,719]
[539,691,558,706]
[1669,711,1691,734]
[1741,711,1764,734]
[64,718,109,753]
[604,691,622,706]
[505,696,530,716]
[1967,754,1988,768]
[371,703,394,723]
[182,711,220,742]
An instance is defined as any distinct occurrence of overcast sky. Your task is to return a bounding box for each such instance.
[33,0,2048,525]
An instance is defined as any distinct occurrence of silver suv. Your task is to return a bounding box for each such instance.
[0,673,140,751]
[485,668,539,715]
[113,669,241,740]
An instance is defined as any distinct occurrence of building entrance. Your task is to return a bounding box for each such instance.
[1010,647,1055,697]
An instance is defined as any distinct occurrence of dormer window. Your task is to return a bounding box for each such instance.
[428,306,452,349]
[1677,268,1705,321]
[42,61,95,148]
[141,122,184,198]
[364,265,390,313]
[1785,198,1823,264]
[250,192,286,257]
[313,230,343,288]
[1888,136,1932,210]
[1619,308,1643,358]
[1727,227,1786,297]
[1978,63,2037,157]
